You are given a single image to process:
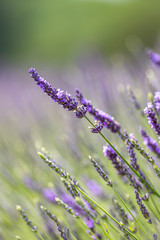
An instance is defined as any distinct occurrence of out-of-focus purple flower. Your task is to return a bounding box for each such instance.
[61,193,84,216]
[140,127,160,158]
[153,233,157,240]
[42,188,57,202]
[86,180,102,196]
[84,217,94,229]
[147,49,160,67]
[127,86,141,110]
[75,88,120,133]
[103,145,141,191]
[154,92,160,113]
[144,102,160,137]
[29,69,88,118]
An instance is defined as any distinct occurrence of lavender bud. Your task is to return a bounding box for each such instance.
[55,197,79,218]
[140,127,160,158]
[40,205,71,240]
[90,121,103,133]
[29,68,79,112]
[144,102,160,138]
[89,155,111,185]
[75,105,87,118]
[134,190,151,222]
[16,205,37,233]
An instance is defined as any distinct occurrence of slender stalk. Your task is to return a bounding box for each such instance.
[77,186,140,240]
[79,219,99,240]
[37,233,45,240]
[84,115,160,197]
[112,187,150,240]
[146,201,160,222]
[100,224,113,240]
[150,194,160,216]
[70,233,78,240]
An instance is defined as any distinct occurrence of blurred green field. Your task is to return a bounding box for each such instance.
[1,0,160,64]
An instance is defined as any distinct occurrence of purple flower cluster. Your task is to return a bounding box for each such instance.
[90,121,103,133]
[124,131,139,171]
[134,190,151,223]
[75,88,121,133]
[103,145,141,191]
[144,102,160,137]
[140,127,160,158]
[29,68,87,118]
[89,156,112,187]
[147,49,160,67]
[154,92,160,113]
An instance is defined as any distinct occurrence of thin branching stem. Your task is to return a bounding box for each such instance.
[84,115,160,198]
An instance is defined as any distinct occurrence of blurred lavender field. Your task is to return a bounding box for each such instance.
[1,53,160,239]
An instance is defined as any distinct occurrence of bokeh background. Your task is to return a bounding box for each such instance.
[1,0,160,239]
[1,0,160,65]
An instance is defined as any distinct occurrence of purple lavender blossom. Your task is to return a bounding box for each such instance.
[75,88,121,133]
[29,69,87,118]
[135,190,151,223]
[140,127,160,158]
[103,145,141,191]
[89,156,112,186]
[42,188,57,203]
[75,105,87,118]
[125,133,139,171]
[144,102,160,137]
[84,217,94,229]
[90,121,103,133]
[147,49,160,67]
[154,92,160,113]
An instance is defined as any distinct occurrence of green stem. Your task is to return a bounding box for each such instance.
[77,186,140,240]
[37,233,45,240]
[113,187,149,240]
[150,194,160,216]
[84,115,160,197]
[79,219,99,240]
[70,233,78,240]
[146,201,160,222]
[100,224,113,240]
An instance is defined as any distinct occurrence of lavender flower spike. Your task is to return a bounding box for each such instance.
[29,68,87,118]
[140,127,160,158]
[144,102,160,137]
[75,88,121,133]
